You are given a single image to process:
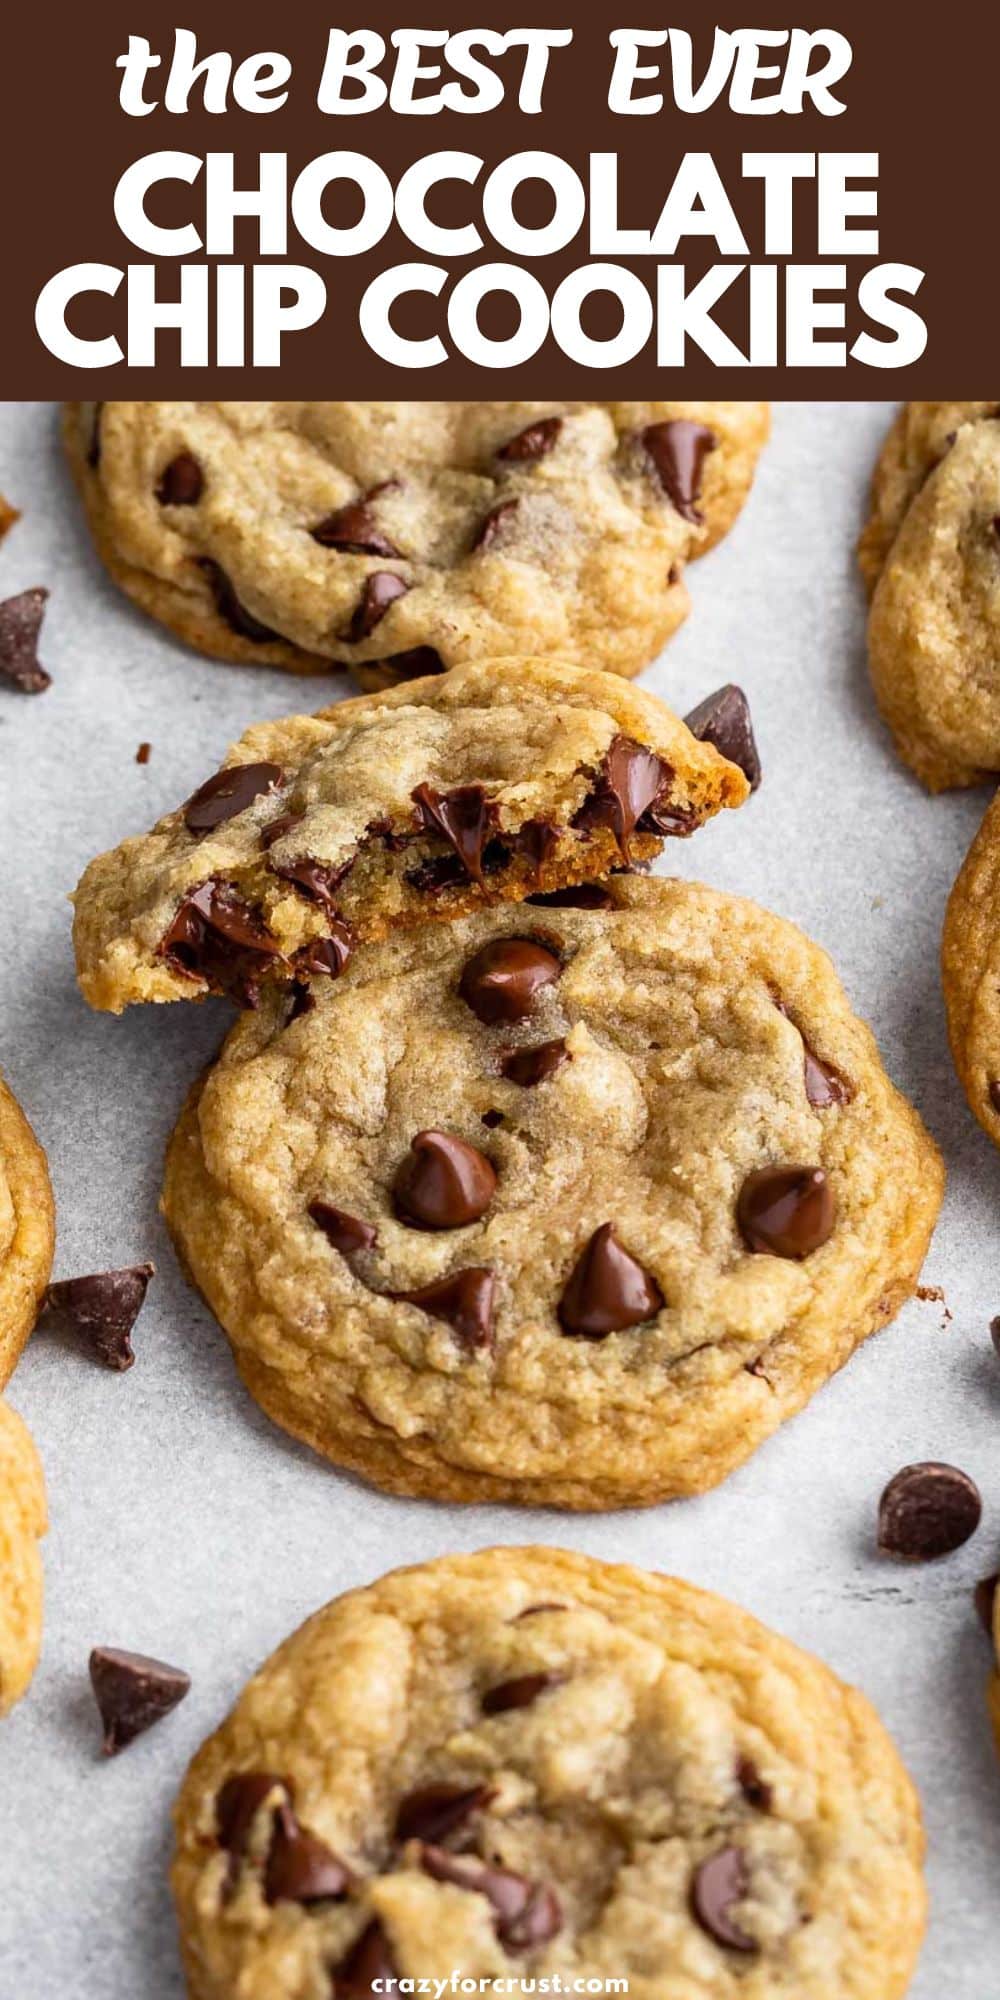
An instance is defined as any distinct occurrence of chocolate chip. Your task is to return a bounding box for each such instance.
[294,926,353,980]
[500,1038,568,1087]
[136,742,152,765]
[197,559,280,643]
[310,485,401,558]
[482,1672,564,1714]
[331,1920,400,2000]
[558,1223,663,1338]
[736,1757,772,1812]
[156,452,204,506]
[0,587,51,692]
[683,684,761,792]
[419,1846,562,1948]
[86,404,103,468]
[975,1574,999,1635]
[264,1803,352,1905]
[496,417,562,463]
[513,1603,568,1620]
[184,761,284,835]
[772,1000,850,1108]
[526,883,614,911]
[42,1264,154,1372]
[216,1772,291,1854]
[460,937,562,1025]
[392,1268,496,1351]
[412,783,496,887]
[394,1130,497,1230]
[159,880,281,1005]
[260,811,306,852]
[737,1165,834,1259]
[345,572,409,642]
[641,420,717,524]
[516,819,560,872]
[309,1202,377,1255]
[877,1462,982,1560]
[395,1781,493,1845]
[474,499,519,552]
[367,647,446,685]
[88,1646,190,1755]
[691,1846,756,1953]
[271,855,351,918]
[573,735,675,862]
[405,853,468,895]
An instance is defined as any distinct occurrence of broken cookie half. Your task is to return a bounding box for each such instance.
[72,658,749,1014]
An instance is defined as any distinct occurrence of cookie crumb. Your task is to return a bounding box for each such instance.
[916,1283,952,1327]
[0,494,20,543]
[136,742,151,765]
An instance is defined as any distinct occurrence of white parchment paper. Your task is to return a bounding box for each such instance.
[1,400,997,1999]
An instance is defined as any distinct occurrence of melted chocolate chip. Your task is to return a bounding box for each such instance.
[392,1268,496,1351]
[773,1000,850,1108]
[345,572,409,642]
[395,1781,493,1845]
[309,1202,377,1255]
[496,416,562,463]
[42,1264,154,1372]
[286,981,316,1023]
[368,647,446,684]
[159,881,281,1005]
[573,735,675,862]
[500,1039,568,1087]
[405,853,468,895]
[331,1920,400,2000]
[481,1672,564,1714]
[216,1772,291,1855]
[877,1462,982,1560]
[526,883,614,911]
[516,819,560,871]
[197,560,280,642]
[184,762,284,835]
[311,485,401,558]
[156,452,204,506]
[460,937,562,1025]
[683,684,761,791]
[558,1223,663,1338]
[412,783,496,887]
[260,810,306,852]
[737,1165,835,1259]
[736,1757,773,1812]
[271,855,351,917]
[691,1846,756,1953]
[394,1130,497,1230]
[0,586,51,693]
[264,1804,352,1906]
[975,1573,999,1635]
[419,1846,562,1948]
[474,499,519,551]
[641,420,717,524]
[88,1646,190,1756]
[294,926,353,980]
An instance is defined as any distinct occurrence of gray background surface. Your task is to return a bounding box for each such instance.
[1,400,997,1998]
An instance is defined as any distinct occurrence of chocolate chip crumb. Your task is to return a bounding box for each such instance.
[0,587,51,693]
[88,1646,190,1755]
[42,1264,155,1371]
[136,742,152,765]
[877,1462,982,1561]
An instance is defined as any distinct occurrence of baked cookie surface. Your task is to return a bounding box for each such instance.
[0,1076,55,1386]
[72,659,747,1014]
[171,1545,926,2000]
[941,788,1000,1141]
[64,402,769,683]
[161,876,943,1508]
[863,402,1000,789]
[0,1399,46,1715]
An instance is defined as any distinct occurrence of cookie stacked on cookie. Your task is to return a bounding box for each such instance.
[73,657,943,1508]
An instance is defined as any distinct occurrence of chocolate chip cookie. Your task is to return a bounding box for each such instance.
[940,788,1000,1142]
[161,875,943,1508]
[72,659,748,1014]
[63,402,769,683]
[0,1399,46,1715]
[862,402,1000,789]
[171,1545,926,2000]
[0,1075,55,1386]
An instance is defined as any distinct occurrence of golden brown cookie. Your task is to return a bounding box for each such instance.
[72,659,748,1014]
[171,1545,926,2000]
[0,1075,54,1386]
[863,402,1000,789]
[0,1399,46,1715]
[940,787,1000,1139]
[162,876,943,1509]
[64,402,769,683]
